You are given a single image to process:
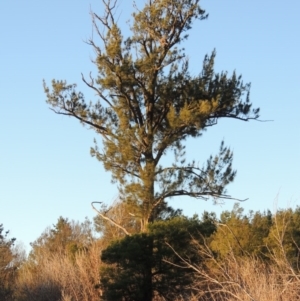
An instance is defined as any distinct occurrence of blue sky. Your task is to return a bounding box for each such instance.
[1,0,299,251]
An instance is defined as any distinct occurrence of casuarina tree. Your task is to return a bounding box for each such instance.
[44,0,259,233]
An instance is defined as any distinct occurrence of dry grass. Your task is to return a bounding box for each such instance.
[14,242,300,301]
[15,242,103,301]
[192,252,300,301]
[13,207,300,301]
[170,213,300,301]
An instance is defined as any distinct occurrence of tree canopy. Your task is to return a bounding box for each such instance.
[44,0,259,232]
[28,217,94,264]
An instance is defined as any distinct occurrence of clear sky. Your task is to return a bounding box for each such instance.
[1,0,299,252]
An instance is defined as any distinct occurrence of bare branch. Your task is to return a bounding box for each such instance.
[91,202,131,236]
[49,108,108,137]
[81,73,114,108]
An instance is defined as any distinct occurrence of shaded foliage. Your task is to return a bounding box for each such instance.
[100,215,216,301]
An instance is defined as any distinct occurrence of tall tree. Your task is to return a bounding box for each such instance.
[44,0,259,232]
[29,217,94,263]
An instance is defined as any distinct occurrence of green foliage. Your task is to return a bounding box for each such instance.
[100,215,216,300]
[248,209,272,256]
[209,203,300,269]
[264,207,300,267]
[210,203,273,258]
[29,217,94,264]
[210,203,251,257]
[101,234,153,301]
[44,0,259,231]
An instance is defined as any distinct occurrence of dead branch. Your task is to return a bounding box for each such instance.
[91,201,131,236]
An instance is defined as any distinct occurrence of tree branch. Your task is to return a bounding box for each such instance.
[158,189,248,203]
[91,202,131,236]
[49,108,109,137]
[108,162,141,179]
[81,73,114,108]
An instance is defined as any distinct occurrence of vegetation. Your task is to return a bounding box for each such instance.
[3,205,300,300]
[14,218,102,301]
[5,1,297,300]
[0,224,19,300]
[100,215,215,301]
[44,0,259,233]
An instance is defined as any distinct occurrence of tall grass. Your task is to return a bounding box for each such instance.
[171,212,300,301]
[15,242,103,301]
[13,207,300,301]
